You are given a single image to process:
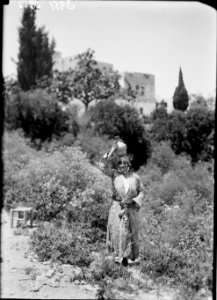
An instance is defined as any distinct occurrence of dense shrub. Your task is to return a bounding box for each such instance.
[75,131,114,164]
[30,222,94,266]
[4,131,112,233]
[139,188,213,295]
[150,106,214,163]
[89,99,152,170]
[5,89,70,147]
[166,110,188,155]
[4,129,213,298]
[185,107,214,163]
[3,131,38,210]
[149,142,175,174]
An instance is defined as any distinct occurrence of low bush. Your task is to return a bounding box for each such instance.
[4,131,112,235]
[75,131,114,164]
[139,186,213,296]
[149,141,175,174]
[30,222,94,267]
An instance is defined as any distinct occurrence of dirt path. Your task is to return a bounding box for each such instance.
[0,210,190,300]
[1,210,97,299]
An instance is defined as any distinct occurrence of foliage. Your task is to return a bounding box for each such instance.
[173,68,189,111]
[36,70,74,104]
[119,83,137,102]
[4,129,213,298]
[185,106,214,163]
[4,131,112,233]
[139,187,213,296]
[89,253,130,282]
[89,99,152,170]
[71,49,120,110]
[150,106,214,163]
[149,109,169,142]
[75,131,114,164]
[30,222,94,266]
[17,6,55,90]
[189,94,208,110]
[166,110,188,155]
[151,106,168,120]
[149,142,175,174]
[5,89,69,146]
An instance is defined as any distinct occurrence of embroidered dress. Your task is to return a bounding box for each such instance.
[99,154,145,261]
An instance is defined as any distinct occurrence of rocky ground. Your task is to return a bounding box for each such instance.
[0,210,212,300]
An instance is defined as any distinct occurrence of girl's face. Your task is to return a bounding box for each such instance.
[117,159,130,175]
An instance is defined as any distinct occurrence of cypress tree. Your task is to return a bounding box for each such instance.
[34,26,55,82]
[17,6,55,90]
[173,67,189,111]
[17,6,37,90]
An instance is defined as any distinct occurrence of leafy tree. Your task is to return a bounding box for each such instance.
[173,67,189,111]
[89,99,152,170]
[185,107,214,163]
[120,83,137,102]
[36,70,74,104]
[166,111,189,155]
[8,89,69,147]
[149,107,169,142]
[71,49,120,111]
[189,94,208,110]
[151,106,168,120]
[17,6,55,90]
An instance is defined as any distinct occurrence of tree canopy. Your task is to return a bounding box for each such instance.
[71,49,121,110]
[89,99,152,170]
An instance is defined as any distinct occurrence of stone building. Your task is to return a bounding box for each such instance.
[119,72,156,115]
[52,51,156,116]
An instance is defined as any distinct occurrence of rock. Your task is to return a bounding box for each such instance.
[30,281,41,292]
[80,280,86,285]
[48,278,60,288]
[46,269,55,278]
[74,280,80,285]
[85,284,97,292]
[35,274,47,284]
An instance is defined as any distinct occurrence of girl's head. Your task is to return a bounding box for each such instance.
[117,155,131,175]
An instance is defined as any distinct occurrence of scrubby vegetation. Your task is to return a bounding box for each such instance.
[4,6,214,299]
[3,127,214,299]
[3,36,214,300]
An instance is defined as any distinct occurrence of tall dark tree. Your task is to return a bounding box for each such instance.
[17,6,37,90]
[34,26,55,82]
[173,67,189,111]
[17,6,55,90]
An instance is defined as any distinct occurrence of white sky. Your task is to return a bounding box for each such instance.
[3,0,216,107]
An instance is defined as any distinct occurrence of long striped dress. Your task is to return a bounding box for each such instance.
[98,154,145,261]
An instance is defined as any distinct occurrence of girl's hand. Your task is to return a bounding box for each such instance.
[108,142,119,158]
